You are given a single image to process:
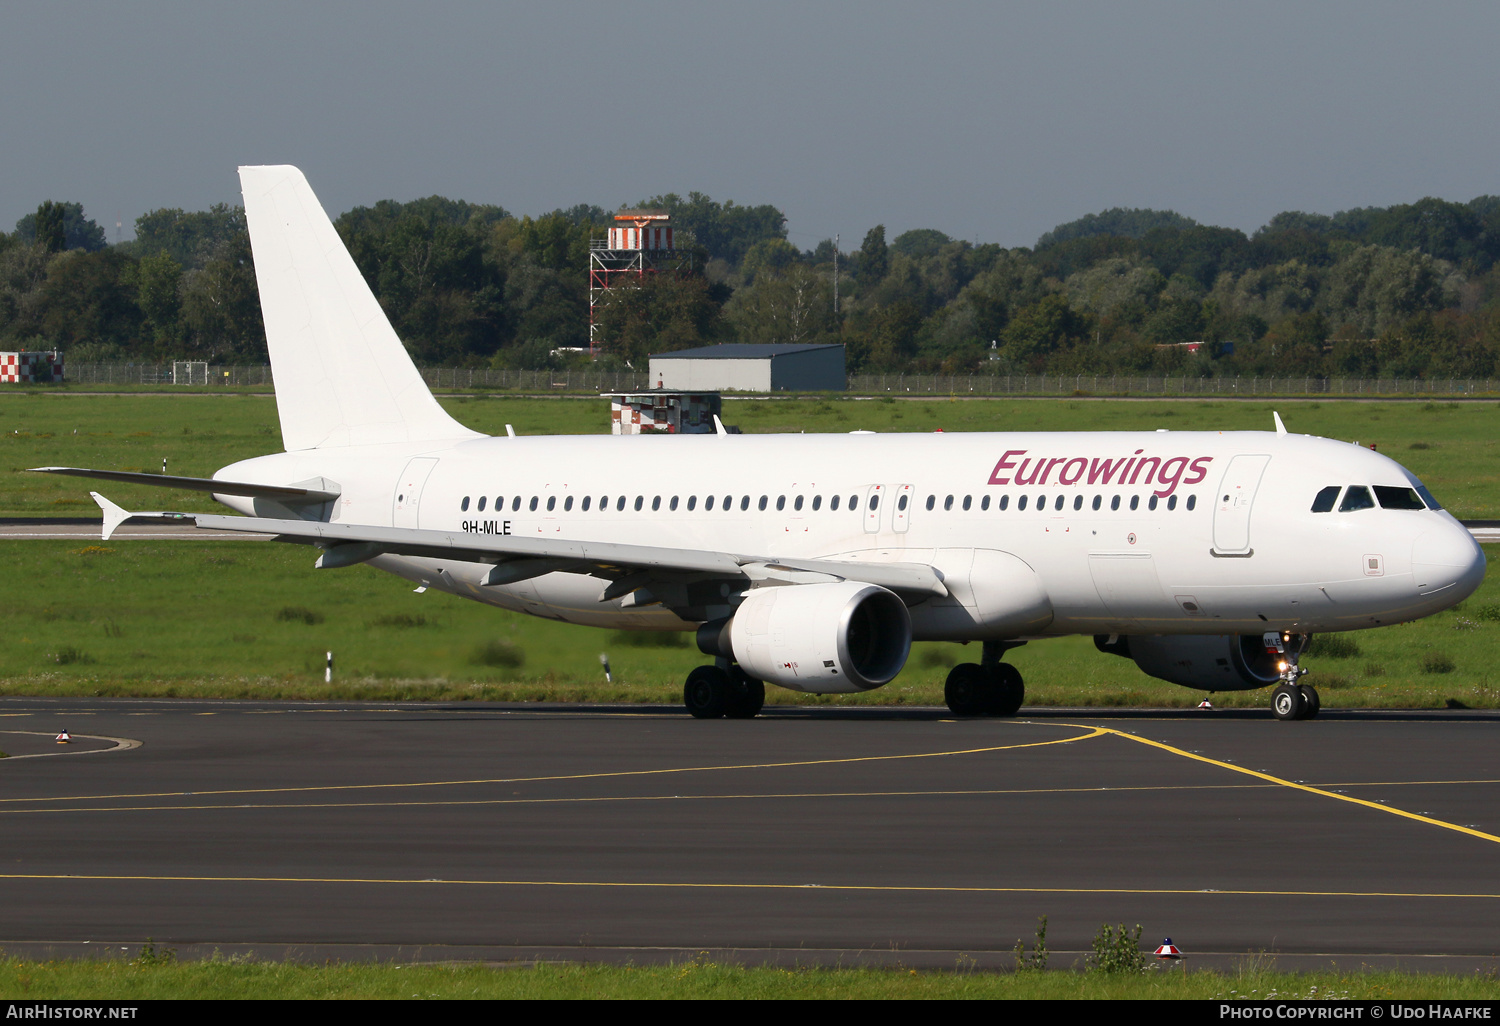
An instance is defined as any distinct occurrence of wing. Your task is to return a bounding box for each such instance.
[88,493,949,604]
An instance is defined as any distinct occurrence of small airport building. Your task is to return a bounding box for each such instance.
[648,343,845,392]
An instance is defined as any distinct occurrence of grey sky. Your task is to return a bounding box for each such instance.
[2,1,1497,249]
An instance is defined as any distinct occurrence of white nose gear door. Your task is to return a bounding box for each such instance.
[1213,454,1270,555]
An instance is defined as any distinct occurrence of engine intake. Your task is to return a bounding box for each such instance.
[1095,633,1283,692]
[710,582,911,693]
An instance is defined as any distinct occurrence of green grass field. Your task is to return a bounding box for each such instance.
[2,393,1498,706]
[1,954,1496,1000]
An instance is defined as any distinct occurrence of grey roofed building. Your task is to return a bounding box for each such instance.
[648,343,845,392]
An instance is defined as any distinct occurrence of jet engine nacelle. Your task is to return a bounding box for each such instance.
[1095,633,1282,692]
[721,581,911,693]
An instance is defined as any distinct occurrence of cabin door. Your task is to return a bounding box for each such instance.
[1212,454,1271,555]
[393,457,439,529]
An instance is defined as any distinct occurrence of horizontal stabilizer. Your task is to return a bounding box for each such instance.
[31,467,339,503]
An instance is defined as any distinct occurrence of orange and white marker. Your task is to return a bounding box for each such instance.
[1155,937,1182,959]
[56,730,71,744]
[1197,700,1213,710]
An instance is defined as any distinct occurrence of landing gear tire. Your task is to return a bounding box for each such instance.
[988,663,1025,717]
[945,663,990,716]
[1299,683,1321,719]
[945,663,1025,717]
[684,665,732,719]
[725,668,765,719]
[1272,683,1307,721]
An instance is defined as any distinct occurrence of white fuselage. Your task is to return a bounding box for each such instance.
[215,428,1485,640]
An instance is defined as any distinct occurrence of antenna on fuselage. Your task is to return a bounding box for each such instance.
[1272,411,1287,435]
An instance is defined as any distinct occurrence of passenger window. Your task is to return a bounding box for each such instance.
[897,494,908,511]
[1110,495,1120,511]
[616,496,626,511]
[1167,495,1177,510]
[1186,495,1196,511]
[687,495,696,511]
[1339,486,1375,512]
[582,496,591,511]
[999,494,1009,511]
[652,496,661,511]
[849,494,859,510]
[741,496,751,511]
[669,496,679,511]
[758,496,768,511]
[794,496,803,511]
[724,495,733,511]
[1073,495,1082,511]
[494,496,503,510]
[512,496,522,512]
[1018,495,1028,511]
[1129,495,1139,511]
[1374,486,1426,510]
[546,496,556,512]
[963,495,972,511]
[634,496,643,511]
[926,495,936,511]
[981,495,991,511]
[1311,486,1340,513]
[1092,495,1101,511]
[1148,495,1158,511]
[869,495,879,510]
[776,496,786,511]
[461,496,470,511]
[944,495,953,511]
[1036,494,1045,510]
[477,496,486,512]
[530,496,539,511]
[812,495,822,511]
[831,495,841,511]
[704,495,713,511]
[1054,495,1064,511]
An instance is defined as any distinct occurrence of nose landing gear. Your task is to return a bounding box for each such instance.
[1266,632,1319,720]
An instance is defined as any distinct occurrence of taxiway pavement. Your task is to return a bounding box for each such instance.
[0,698,1496,970]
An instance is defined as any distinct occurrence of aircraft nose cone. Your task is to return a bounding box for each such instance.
[1411,525,1486,600]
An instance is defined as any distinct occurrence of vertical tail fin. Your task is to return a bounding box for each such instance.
[238,165,482,451]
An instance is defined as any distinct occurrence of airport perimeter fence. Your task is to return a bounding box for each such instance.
[42,363,1500,397]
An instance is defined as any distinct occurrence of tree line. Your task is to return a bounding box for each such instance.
[2,187,1498,379]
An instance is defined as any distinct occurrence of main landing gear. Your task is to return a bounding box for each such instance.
[684,661,765,719]
[1266,632,1319,721]
[944,641,1025,717]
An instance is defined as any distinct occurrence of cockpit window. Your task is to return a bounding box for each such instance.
[1338,485,1376,512]
[1308,483,1344,510]
[1311,486,1340,513]
[1375,486,1426,510]
[1415,484,1443,510]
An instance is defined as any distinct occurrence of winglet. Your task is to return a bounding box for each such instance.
[91,492,133,541]
[713,415,728,437]
[1273,411,1287,435]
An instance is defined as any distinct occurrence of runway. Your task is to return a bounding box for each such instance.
[0,698,1497,970]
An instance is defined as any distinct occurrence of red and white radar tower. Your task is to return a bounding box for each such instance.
[588,210,691,354]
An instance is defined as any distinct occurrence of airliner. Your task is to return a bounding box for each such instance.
[33,166,1487,721]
